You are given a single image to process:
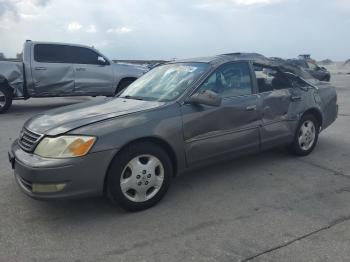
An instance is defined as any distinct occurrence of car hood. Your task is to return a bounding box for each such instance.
[111,62,148,77]
[24,97,165,136]
[112,62,148,71]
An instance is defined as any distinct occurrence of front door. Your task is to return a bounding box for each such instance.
[181,62,261,165]
[66,46,114,96]
[31,44,74,96]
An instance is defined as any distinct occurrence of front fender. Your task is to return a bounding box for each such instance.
[68,103,187,173]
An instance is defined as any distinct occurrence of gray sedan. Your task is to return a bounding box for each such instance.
[9,53,338,211]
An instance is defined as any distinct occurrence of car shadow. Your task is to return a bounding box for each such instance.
[172,147,289,188]
[26,147,290,222]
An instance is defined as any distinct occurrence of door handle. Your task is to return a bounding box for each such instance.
[290,95,301,102]
[246,105,257,111]
[76,67,87,71]
[35,67,47,71]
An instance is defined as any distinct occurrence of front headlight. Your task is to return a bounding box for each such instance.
[34,136,96,158]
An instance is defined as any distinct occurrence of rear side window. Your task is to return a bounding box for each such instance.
[285,73,311,89]
[254,64,293,92]
[198,62,253,98]
[34,44,102,65]
[34,44,70,63]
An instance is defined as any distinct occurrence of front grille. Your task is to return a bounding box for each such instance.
[18,128,43,152]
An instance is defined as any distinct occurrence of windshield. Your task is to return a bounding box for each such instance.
[119,62,210,101]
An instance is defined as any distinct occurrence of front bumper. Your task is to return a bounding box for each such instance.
[9,140,118,200]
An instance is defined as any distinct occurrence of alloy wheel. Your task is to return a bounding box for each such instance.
[120,154,164,202]
[0,90,6,108]
[298,120,316,151]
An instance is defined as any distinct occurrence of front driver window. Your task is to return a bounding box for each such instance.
[67,46,102,65]
[198,62,253,97]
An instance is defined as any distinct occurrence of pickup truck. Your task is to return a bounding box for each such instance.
[0,40,148,113]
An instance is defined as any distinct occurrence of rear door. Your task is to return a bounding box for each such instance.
[253,64,297,150]
[67,46,114,96]
[31,44,74,96]
[181,62,261,165]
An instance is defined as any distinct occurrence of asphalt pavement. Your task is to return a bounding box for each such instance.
[0,74,349,262]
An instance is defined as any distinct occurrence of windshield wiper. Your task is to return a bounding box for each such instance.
[120,95,145,101]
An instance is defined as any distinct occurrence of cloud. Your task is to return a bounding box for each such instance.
[0,1,17,18]
[0,0,50,18]
[33,0,51,6]
[19,13,39,19]
[67,23,97,33]
[67,21,82,31]
[106,26,133,34]
[0,0,349,61]
[334,0,350,10]
[85,24,97,33]
[235,0,287,5]
[195,0,289,10]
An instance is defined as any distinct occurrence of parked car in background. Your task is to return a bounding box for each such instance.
[0,40,147,113]
[288,55,331,82]
[9,53,338,211]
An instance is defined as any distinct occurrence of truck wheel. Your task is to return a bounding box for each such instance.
[288,114,320,156]
[115,78,136,94]
[324,75,331,82]
[106,141,172,211]
[0,86,13,114]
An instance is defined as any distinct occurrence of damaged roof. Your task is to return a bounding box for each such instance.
[175,52,314,79]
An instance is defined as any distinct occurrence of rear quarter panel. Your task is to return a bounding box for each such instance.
[288,83,337,133]
[283,87,323,135]
[0,61,24,97]
[315,83,338,129]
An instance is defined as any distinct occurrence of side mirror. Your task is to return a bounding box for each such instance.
[97,56,108,66]
[187,90,222,107]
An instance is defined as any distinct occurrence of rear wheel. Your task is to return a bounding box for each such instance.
[289,114,319,156]
[0,86,13,114]
[106,141,172,211]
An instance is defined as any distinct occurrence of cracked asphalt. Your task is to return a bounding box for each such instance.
[1,73,349,262]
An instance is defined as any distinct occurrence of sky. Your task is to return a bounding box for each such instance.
[0,0,349,61]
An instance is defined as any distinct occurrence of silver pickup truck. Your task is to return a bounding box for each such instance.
[0,40,147,113]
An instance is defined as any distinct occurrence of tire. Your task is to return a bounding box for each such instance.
[288,114,320,156]
[324,75,331,82]
[106,141,173,211]
[115,78,136,94]
[0,86,13,114]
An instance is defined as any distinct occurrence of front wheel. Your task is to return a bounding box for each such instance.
[323,75,331,82]
[115,78,136,94]
[106,142,172,211]
[0,86,13,114]
[288,114,319,156]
